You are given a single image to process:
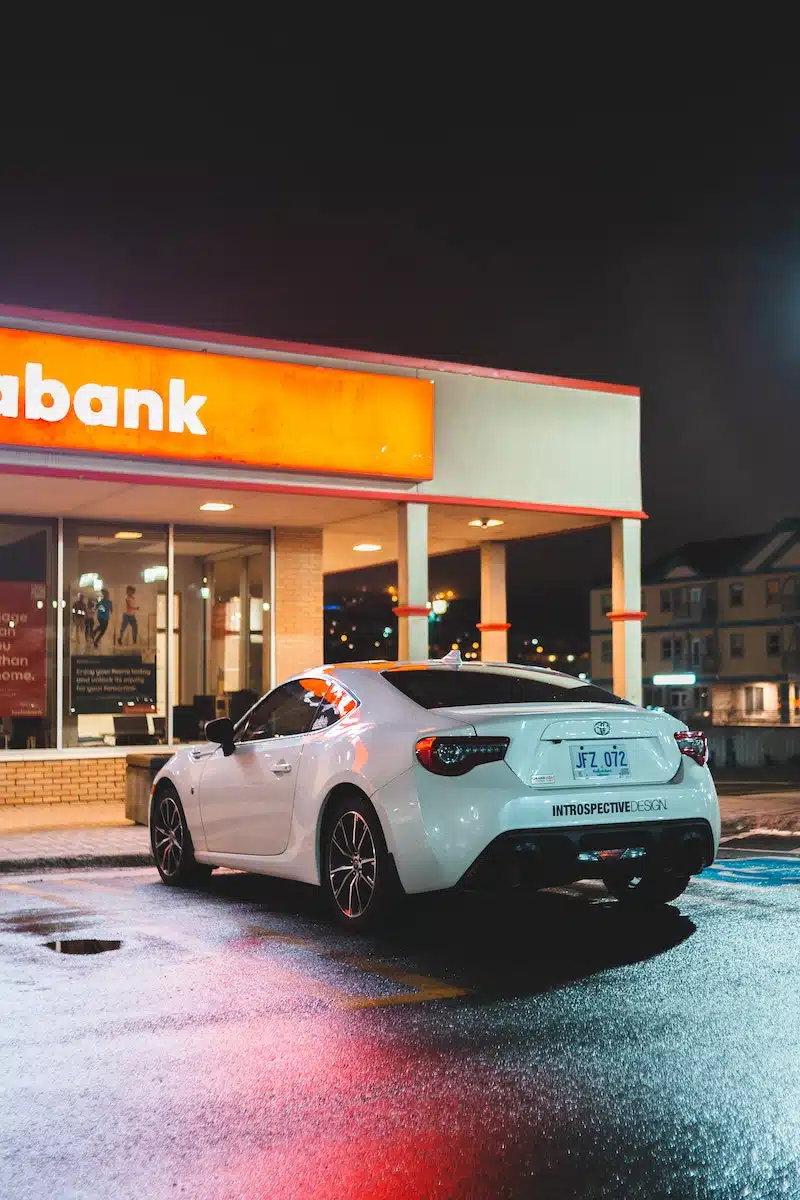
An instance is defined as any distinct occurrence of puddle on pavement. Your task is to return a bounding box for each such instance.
[44,939,122,956]
[1,912,86,937]
[5,919,84,937]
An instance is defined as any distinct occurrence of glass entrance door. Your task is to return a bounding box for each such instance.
[172,531,271,742]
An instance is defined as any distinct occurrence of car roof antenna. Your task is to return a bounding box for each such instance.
[441,649,462,668]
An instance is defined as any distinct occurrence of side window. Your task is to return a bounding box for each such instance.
[309,680,360,731]
[237,680,324,743]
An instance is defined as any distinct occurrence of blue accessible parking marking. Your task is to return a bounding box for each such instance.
[702,858,800,887]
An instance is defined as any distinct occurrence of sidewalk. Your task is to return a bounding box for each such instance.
[716,793,800,836]
[1,790,799,874]
[0,803,152,873]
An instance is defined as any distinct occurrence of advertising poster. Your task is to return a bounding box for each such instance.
[69,578,158,714]
[71,656,157,714]
[0,582,47,717]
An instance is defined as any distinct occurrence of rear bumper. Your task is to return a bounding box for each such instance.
[372,762,720,895]
[459,818,716,891]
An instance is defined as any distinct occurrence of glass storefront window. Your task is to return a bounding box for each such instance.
[0,520,273,753]
[62,524,169,748]
[0,518,57,749]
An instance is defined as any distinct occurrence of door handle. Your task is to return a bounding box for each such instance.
[272,761,292,775]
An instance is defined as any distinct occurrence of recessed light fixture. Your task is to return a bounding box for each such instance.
[200,502,234,512]
[114,531,143,540]
[353,543,382,552]
[468,518,504,529]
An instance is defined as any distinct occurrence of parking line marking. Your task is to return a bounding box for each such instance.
[245,928,320,947]
[0,892,468,1009]
[329,955,468,1008]
[0,882,89,909]
[245,928,468,1007]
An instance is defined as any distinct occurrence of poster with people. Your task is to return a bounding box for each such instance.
[69,578,158,713]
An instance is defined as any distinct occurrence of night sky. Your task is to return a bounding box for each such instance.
[2,104,799,636]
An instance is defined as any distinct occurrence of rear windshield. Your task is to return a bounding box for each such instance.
[381,667,630,709]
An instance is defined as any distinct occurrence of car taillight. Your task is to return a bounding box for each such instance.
[414,735,510,776]
[675,730,708,767]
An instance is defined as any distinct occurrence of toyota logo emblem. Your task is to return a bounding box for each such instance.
[594,721,611,736]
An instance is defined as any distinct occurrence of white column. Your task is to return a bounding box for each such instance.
[478,542,510,662]
[394,503,429,661]
[610,517,644,705]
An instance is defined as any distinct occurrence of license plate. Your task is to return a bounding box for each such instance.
[570,744,631,780]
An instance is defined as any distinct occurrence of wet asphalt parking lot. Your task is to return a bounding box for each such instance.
[1,852,799,1199]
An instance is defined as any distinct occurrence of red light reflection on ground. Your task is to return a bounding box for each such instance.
[194,998,531,1199]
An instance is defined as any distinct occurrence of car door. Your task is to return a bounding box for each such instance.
[198,679,327,856]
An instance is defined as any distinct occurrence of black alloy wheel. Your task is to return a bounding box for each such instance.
[151,785,212,887]
[322,792,397,931]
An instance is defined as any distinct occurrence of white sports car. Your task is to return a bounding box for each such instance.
[150,655,720,929]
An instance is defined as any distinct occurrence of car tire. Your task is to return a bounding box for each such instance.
[321,791,399,932]
[604,867,691,908]
[150,784,213,888]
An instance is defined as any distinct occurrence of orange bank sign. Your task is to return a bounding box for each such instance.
[0,327,434,480]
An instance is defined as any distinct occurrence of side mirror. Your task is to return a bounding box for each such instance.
[205,716,236,756]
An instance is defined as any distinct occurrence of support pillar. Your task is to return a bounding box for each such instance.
[477,542,510,662]
[393,503,429,661]
[609,518,644,705]
[274,527,323,683]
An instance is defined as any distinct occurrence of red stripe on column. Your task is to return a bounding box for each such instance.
[392,606,430,618]
[607,611,647,622]
[476,622,511,632]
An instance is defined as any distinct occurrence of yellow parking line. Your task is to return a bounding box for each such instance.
[245,927,321,947]
[0,882,88,909]
[0,891,469,1009]
[332,956,468,1009]
[246,929,468,1007]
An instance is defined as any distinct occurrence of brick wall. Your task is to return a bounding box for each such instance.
[0,756,126,805]
[274,526,324,682]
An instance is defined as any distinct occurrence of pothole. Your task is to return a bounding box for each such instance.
[44,939,122,955]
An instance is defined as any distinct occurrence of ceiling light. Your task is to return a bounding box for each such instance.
[468,518,505,529]
[200,502,234,512]
[353,543,382,552]
[114,531,143,540]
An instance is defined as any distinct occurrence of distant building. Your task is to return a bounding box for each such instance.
[590,519,800,727]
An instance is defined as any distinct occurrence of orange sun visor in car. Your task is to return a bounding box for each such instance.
[0,326,434,480]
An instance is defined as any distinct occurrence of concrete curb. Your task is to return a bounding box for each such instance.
[0,853,154,875]
[720,815,800,837]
